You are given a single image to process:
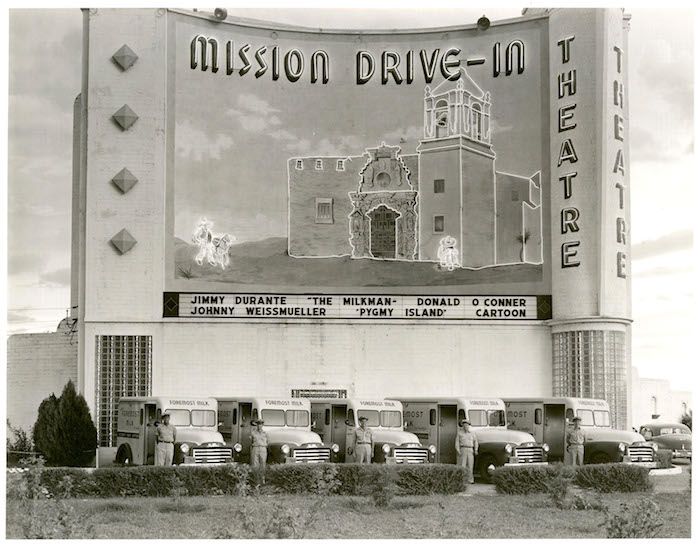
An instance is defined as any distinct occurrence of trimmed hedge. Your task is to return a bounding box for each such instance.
[574,464,653,493]
[493,463,653,495]
[493,464,569,495]
[656,449,673,469]
[7,463,468,499]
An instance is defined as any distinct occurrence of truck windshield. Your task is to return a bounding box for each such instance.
[593,410,610,427]
[358,410,380,427]
[576,409,595,426]
[261,409,285,426]
[164,409,190,426]
[286,410,309,427]
[380,411,402,427]
[191,410,216,427]
[468,409,505,427]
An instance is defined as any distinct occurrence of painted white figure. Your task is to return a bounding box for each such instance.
[211,234,236,269]
[192,218,215,266]
[192,218,235,269]
[438,236,460,271]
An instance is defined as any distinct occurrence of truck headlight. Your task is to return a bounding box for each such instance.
[618,443,626,452]
[281,444,290,454]
[331,444,340,453]
[651,443,658,452]
[542,443,549,453]
[179,443,190,454]
[382,444,391,454]
[429,445,437,454]
[233,443,242,453]
[504,444,513,454]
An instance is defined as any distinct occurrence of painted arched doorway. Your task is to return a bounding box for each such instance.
[369,205,399,258]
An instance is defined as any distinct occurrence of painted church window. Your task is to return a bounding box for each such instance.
[315,198,333,224]
[295,159,303,170]
[434,215,445,233]
[434,179,445,193]
[471,103,483,141]
[377,171,391,187]
[336,159,345,171]
[315,159,323,170]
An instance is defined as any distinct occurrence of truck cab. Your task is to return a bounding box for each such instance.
[215,396,339,463]
[115,396,233,465]
[392,396,548,480]
[310,398,435,463]
[504,397,658,466]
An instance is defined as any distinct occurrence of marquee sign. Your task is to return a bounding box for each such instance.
[163,293,552,320]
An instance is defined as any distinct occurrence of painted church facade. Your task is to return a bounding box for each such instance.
[288,69,543,268]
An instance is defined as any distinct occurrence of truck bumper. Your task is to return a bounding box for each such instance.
[672,450,692,459]
[621,459,658,468]
[505,461,549,467]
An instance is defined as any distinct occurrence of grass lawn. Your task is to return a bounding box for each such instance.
[5,490,691,539]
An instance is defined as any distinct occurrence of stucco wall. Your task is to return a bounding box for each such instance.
[6,319,79,433]
[288,156,361,257]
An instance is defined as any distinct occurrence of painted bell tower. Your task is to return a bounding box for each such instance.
[417,68,497,267]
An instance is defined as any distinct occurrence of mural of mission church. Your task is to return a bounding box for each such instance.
[288,68,542,269]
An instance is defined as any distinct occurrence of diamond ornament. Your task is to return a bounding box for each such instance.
[111,168,138,193]
[112,44,139,71]
[112,104,139,130]
[110,229,137,255]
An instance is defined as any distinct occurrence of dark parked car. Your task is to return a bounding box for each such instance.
[639,423,691,460]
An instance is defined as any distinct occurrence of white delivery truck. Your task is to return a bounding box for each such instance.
[391,396,548,480]
[215,396,339,463]
[115,396,233,465]
[309,398,436,463]
[503,397,658,466]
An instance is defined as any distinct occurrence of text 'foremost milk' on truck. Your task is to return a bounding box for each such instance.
[116,396,233,465]
[310,398,436,463]
[215,396,339,463]
[504,397,657,466]
[392,396,548,479]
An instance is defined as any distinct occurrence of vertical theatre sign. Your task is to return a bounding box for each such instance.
[612,45,627,278]
[555,36,580,269]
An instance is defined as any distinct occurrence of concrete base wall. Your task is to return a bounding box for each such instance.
[6,319,79,433]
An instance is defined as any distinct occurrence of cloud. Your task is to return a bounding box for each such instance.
[8,252,47,276]
[38,268,71,287]
[226,93,285,133]
[633,264,694,280]
[631,229,693,260]
[7,311,35,323]
[176,120,234,161]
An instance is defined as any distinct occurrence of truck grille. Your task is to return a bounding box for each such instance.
[192,447,233,464]
[513,446,545,463]
[626,445,654,462]
[393,447,429,464]
[292,447,331,462]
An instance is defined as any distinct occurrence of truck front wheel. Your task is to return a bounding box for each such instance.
[590,452,612,464]
[115,445,132,465]
[477,455,500,483]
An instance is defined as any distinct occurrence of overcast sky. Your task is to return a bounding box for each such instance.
[4,5,696,391]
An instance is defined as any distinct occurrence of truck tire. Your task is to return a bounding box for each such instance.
[115,444,132,465]
[590,452,612,464]
[478,455,499,483]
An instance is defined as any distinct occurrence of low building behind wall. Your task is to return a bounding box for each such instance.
[6,318,79,433]
[70,7,634,447]
[629,367,692,428]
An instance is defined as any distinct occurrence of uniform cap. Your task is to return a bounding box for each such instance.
[460,419,471,426]
[253,419,265,425]
[161,413,170,418]
[572,416,582,422]
[359,416,369,422]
